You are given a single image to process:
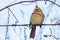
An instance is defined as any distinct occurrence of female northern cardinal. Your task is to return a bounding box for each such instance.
[29,5,44,38]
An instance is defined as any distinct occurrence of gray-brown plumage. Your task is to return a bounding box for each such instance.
[30,5,44,38]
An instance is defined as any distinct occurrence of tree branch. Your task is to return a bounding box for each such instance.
[0,24,60,27]
[0,0,60,11]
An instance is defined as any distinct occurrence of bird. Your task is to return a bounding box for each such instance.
[29,5,44,39]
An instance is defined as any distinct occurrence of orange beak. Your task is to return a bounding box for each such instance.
[34,9,38,13]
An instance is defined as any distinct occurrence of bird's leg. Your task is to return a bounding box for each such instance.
[29,22,32,29]
[40,24,42,28]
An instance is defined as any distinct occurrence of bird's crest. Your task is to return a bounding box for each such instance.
[34,5,42,13]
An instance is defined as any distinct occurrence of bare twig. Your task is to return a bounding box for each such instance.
[0,0,60,11]
[0,1,35,11]
[49,28,60,40]
[44,28,60,40]
[0,24,60,27]
[48,0,60,7]
[5,8,10,40]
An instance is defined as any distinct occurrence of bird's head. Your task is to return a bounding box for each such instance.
[34,5,42,13]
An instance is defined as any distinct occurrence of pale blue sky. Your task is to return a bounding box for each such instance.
[0,0,60,40]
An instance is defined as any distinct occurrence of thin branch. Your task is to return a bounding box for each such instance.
[47,0,56,8]
[0,0,60,11]
[8,8,19,37]
[0,1,35,11]
[0,24,60,27]
[48,0,60,7]
[44,28,60,40]
[8,8,18,23]
[49,28,60,40]
[5,8,10,40]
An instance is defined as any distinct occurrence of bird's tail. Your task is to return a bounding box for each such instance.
[30,25,36,38]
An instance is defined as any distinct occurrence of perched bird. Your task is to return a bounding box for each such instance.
[29,5,44,38]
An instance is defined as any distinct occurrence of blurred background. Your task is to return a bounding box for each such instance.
[0,0,60,40]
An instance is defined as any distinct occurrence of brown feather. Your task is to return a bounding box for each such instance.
[30,25,36,38]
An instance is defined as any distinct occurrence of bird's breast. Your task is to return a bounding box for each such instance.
[31,13,44,24]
